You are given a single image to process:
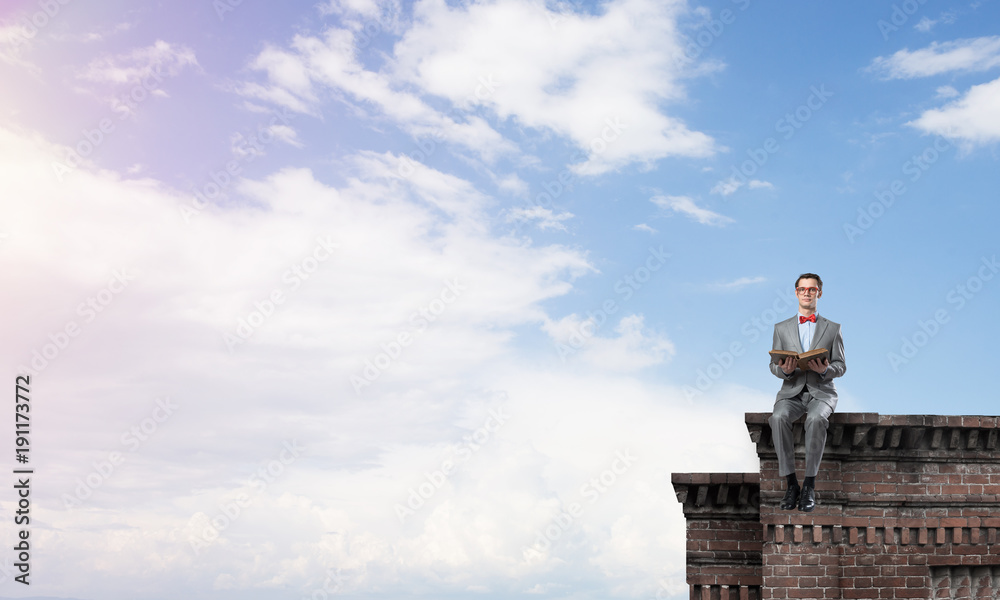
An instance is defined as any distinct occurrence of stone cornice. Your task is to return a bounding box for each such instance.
[672,472,761,518]
[746,412,1000,462]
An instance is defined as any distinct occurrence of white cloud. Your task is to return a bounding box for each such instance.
[391,0,717,174]
[495,172,529,196]
[0,23,37,71]
[868,36,1000,79]
[543,314,675,371]
[242,0,719,174]
[0,122,767,600]
[267,124,304,147]
[708,276,766,292]
[914,16,937,32]
[651,194,732,226]
[505,206,574,231]
[710,175,743,196]
[711,175,772,196]
[240,28,516,163]
[50,21,134,43]
[79,40,198,84]
[321,0,401,28]
[633,223,657,234]
[908,76,1000,144]
[936,85,960,98]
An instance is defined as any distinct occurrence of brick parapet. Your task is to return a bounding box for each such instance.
[673,413,1000,599]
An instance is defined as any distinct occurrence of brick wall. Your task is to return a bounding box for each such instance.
[673,413,1000,600]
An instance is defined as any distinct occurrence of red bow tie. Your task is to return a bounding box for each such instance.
[799,314,816,324]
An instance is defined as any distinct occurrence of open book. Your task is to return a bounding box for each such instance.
[769,348,829,371]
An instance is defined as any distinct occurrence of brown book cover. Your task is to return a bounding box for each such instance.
[769,348,829,371]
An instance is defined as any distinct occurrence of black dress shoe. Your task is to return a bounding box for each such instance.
[798,485,816,512]
[779,484,800,510]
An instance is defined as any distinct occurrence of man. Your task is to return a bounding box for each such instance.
[768,273,846,512]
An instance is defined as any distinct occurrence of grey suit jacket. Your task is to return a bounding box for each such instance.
[769,315,846,409]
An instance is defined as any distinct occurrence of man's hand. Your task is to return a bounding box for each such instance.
[807,357,829,374]
[780,356,796,375]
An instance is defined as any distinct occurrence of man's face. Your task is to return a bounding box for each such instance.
[796,278,822,312]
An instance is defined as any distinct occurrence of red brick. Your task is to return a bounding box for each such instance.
[677,412,1000,600]
[874,576,905,587]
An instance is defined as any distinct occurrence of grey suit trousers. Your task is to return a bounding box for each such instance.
[769,393,832,477]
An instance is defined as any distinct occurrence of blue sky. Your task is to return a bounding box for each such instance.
[2,0,1000,598]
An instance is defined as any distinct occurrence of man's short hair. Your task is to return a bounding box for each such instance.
[795,273,823,290]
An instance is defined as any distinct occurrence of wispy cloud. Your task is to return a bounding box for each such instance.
[79,40,198,84]
[710,176,773,196]
[239,28,516,163]
[543,313,675,371]
[868,36,1000,79]
[651,194,732,226]
[505,206,574,231]
[267,124,304,148]
[707,276,766,292]
[936,85,960,98]
[914,16,937,32]
[0,23,38,71]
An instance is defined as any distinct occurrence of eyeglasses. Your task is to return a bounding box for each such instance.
[796,287,819,295]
